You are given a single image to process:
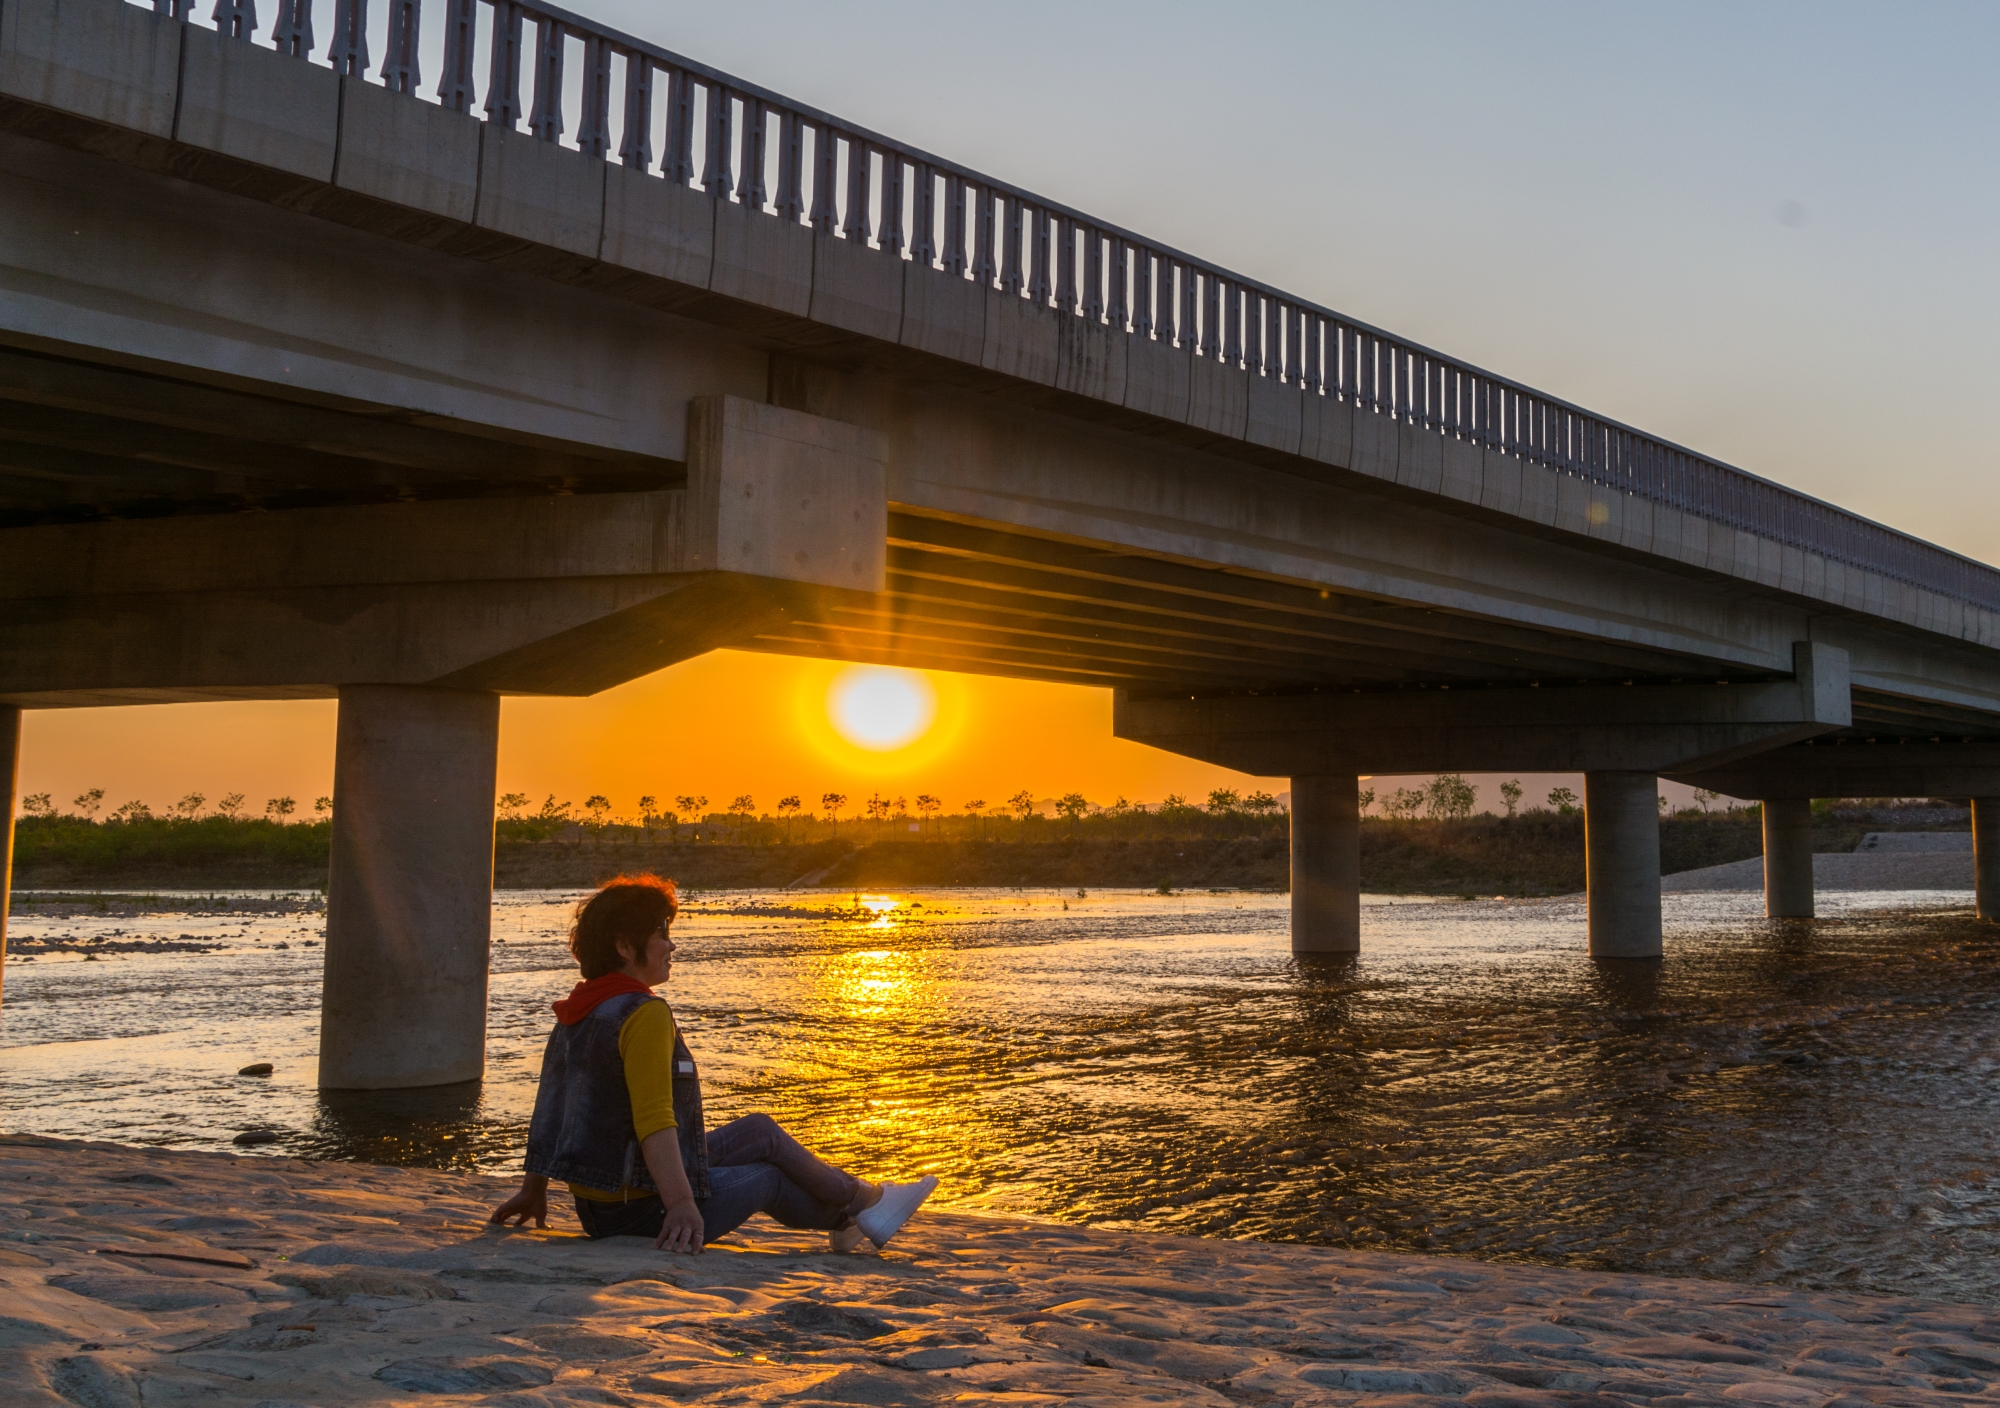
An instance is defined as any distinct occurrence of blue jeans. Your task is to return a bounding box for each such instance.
[573,1113,861,1243]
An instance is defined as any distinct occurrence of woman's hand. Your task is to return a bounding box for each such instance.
[654,1196,705,1254]
[489,1176,549,1229]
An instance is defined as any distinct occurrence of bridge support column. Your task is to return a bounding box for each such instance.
[1976,799,2000,923]
[1290,773,1361,954]
[1761,797,1815,919]
[1585,771,1662,959]
[320,685,499,1090]
[0,705,17,1013]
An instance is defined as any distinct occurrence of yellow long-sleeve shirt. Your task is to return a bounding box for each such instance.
[568,998,679,1204]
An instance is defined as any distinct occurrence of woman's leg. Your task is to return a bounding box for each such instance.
[705,1113,872,1217]
[697,1163,849,1244]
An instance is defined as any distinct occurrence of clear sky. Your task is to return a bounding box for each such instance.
[17,1,1997,816]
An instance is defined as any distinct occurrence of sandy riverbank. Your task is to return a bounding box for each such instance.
[3,1135,1994,1407]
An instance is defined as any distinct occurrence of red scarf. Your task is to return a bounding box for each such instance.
[551,973,654,1025]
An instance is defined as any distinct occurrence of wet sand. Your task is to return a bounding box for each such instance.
[6,1133,1996,1408]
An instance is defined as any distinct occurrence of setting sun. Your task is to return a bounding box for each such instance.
[827,667,937,751]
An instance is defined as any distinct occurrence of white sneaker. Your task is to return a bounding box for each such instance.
[854,1175,937,1247]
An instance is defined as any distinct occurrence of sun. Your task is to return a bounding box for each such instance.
[826,667,937,751]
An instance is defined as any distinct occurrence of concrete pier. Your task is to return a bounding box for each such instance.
[1290,774,1361,954]
[0,704,16,1011]
[1976,799,2000,923]
[320,685,500,1090]
[1761,797,1816,919]
[1584,771,1663,959]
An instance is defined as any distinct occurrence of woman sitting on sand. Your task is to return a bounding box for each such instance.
[490,874,935,1253]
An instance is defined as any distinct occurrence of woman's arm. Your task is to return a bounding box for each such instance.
[489,1173,549,1228]
[639,1128,705,1253]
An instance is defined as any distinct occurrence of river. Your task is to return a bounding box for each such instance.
[3,885,1996,1302]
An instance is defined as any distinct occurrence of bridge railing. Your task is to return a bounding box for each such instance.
[138,0,2000,614]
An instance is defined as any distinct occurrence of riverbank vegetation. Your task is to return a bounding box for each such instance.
[10,792,1964,894]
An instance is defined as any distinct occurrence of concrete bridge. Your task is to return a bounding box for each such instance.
[1,0,1997,1088]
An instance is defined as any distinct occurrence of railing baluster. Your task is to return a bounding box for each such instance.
[1082,229,1102,322]
[666,69,696,186]
[776,111,804,219]
[1029,206,1050,304]
[211,0,255,40]
[328,0,369,77]
[1056,220,1077,312]
[1001,197,1023,294]
[485,2,523,129]
[618,58,654,171]
[810,123,837,230]
[1226,286,1245,366]
[270,0,313,58]
[913,164,936,268]
[155,0,194,19]
[1132,248,1152,338]
[703,84,734,198]
[527,17,564,143]
[841,135,867,240]
[974,188,997,286]
[1178,262,1197,351]
[946,175,967,276]
[740,99,769,209]
[380,0,419,91]
[883,153,906,256]
[578,35,612,157]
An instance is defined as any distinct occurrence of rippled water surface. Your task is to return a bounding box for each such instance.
[5,886,1999,1302]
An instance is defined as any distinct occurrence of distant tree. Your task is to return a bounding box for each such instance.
[1055,792,1089,825]
[1007,790,1037,824]
[72,788,105,819]
[636,795,659,826]
[170,792,205,821]
[1206,788,1240,816]
[1385,787,1425,820]
[777,795,802,841]
[728,794,756,841]
[584,795,612,831]
[1658,792,1671,815]
[1692,788,1718,813]
[1423,773,1476,820]
[498,792,530,819]
[265,796,296,820]
[538,796,575,827]
[822,792,847,834]
[1498,779,1524,818]
[110,799,153,823]
[215,792,245,819]
[865,792,891,823]
[1242,790,1280,819]
[1546,786,1578,816]
[20,792,53,818]
[314,796,333,817]
[964,799,986,840]
[913,794,941,835]
[1358,787,1376,814]
[673,795,707,842]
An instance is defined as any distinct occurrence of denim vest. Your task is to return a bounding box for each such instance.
[524,990,711,1200]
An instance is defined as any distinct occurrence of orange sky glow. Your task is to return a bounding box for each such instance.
[16,651,1274,819]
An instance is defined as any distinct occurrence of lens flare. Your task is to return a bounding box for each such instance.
[827,667,936,751]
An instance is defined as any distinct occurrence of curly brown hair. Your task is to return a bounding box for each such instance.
[569,874,680,980]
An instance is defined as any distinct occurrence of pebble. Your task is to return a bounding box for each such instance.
[236,1062,274,1076]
